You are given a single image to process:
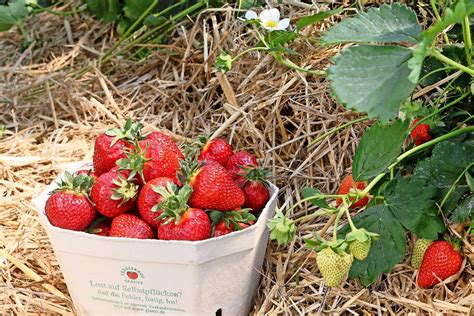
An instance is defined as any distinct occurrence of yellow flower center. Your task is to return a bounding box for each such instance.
[264,20,278,28]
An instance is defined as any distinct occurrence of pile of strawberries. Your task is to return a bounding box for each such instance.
[45,120,271,241]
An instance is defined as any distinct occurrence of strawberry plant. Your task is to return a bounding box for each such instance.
[268,2,473,288]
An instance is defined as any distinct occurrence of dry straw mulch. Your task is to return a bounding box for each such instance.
[1,1,473,315]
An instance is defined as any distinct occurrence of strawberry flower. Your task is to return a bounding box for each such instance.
[245,8,290,31]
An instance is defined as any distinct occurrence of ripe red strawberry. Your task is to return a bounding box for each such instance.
[410,119,431,146]
[90,222,111,236]
[45,172,96,231]
[156,185,211,241]
[93,134,130,176]
[243,181,270,213]
[187,160,245,211]
[198,137,234,166]
[213,221,234,237]
[159,207,211,241]
[118,138,183,185]
[110,214,154,239]
[146,131,182,157]
[141,138,184,183]
[210,209,256,237]
[336,174,369,209]
[137,177,174,228]
[417,241,463,288]
[239,167,270,213]
[90,170,138,218]
[226,151,258,184]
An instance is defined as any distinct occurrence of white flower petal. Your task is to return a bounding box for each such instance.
[259,9,273,23]
[267,8,280,21]
[244,10,258,20]
[276,18,290,30]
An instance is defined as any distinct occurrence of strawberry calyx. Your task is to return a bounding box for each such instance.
[208,208,256,235]
[50,171,94,196]
[195,134,211,150]
[241,166,270,184]
[111,174,138,206]
[345,228,379,243]
[176,145,204,185]
[105,118,145,146]
[116,139,151,183]
[267,210,296,245]
[154,183,193,224]
[303,233,348,254]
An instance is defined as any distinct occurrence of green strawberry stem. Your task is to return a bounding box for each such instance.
[294,209,331,223]
[283,195,342,217]
[343,205,358,232]
[332,207,345,243]
[462,16,472,66]
[440,162,474,208]
[427,48,474,76]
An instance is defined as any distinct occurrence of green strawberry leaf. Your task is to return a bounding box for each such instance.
[413,137,474,206]
[300,187,330,209]
[384,178,445,239]
[86,0,121,22]
[407,39,428,84]
[0,0,28,31]
[352,120,409,181]
[450,195,474,223]
[295,7,342,32]
[328,45,417,122]
[123,0,156,21]
[266,30,298,46]
[321,3,421,45]
[340,205,406,286]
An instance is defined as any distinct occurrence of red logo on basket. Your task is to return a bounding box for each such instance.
[121,267,144,284]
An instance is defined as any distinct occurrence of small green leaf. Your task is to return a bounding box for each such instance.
[117,17,131,35]
[215,52,233,73]
[300,187,330,209]
[123,0,156,21]
[238,0,261,10]
[0,0,28,31]
[328,45,417,122]
[266,30,298,46]
[352,120,409,181]
[86,0,120,22]
[144,15,167,27]
[407,40,428,83]
[384,178,445,239]
[322,3,421,45]
[295,8,342,31]
[340,205,406,286]
[450,195,474,223]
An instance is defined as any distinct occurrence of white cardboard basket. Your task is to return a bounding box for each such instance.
[32,162,279,316]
